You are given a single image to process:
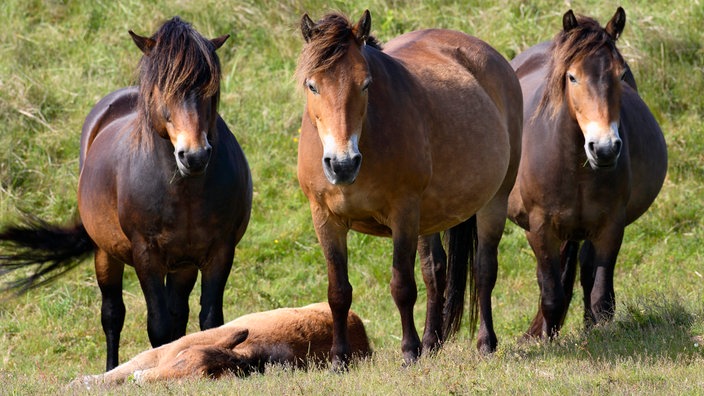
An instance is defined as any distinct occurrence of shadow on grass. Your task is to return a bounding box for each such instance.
[514,294,703,362]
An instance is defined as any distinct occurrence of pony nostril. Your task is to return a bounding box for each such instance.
[178,150,186,161]
[588,142,596,155]
[323,157,333,173]
[352,154,362,169]
[613,139,622,154]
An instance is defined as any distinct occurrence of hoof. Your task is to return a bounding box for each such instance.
[401,350,420,367]
[330,356,349,373]
[421,333,442,356]
[476,336,497,355]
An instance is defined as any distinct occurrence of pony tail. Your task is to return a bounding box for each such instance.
[0,216,94,295]
[442,215,478,340]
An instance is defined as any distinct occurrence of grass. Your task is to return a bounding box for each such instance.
[0,0,702,394]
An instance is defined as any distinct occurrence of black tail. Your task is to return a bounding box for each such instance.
[442,215,478,340]
[0,216,94,294]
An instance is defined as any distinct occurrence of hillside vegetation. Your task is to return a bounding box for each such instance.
[0,0,702,394]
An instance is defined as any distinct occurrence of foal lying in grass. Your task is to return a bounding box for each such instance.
[72,303,371,385]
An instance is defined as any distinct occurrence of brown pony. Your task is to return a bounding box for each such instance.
[71,303,371,385]
[0,17,252,370]
[508,8,667,339]
[295,10,522,365]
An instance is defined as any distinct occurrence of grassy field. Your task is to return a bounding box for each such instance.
[0,0,702,394]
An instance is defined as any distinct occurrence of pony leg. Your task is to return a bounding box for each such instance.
[418,233,446,353]
[94,248,126,371]
[474,205,508,354]
[311,207,353,370]
[198,241,235,330]
[389,221,421,364]
[166,267,198,339]
[584,222,624,325]
[524,240,579,339]
[78,345,165,385]
[579,240,597,327]
[131,240,173,350]
[525,229,565,340]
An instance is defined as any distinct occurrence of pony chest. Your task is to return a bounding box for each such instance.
[309,185,394,234]
[119,183,224,246]
[537,171,627,239]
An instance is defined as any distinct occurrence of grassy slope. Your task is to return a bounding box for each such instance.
[0,0,702,393]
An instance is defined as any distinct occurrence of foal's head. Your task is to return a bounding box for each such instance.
[541,8,628,169]
[130,17,229,176]
[296,11,378,185]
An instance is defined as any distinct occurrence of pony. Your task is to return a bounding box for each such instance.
[295,10,522,366]
[70,303,371,385]
[507,7,667,339]
[0,17,252,371]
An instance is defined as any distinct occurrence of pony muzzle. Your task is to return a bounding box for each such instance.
[321,134,362,185]
[175,144,212,176]
[322,152,362,185]
[584,122,623,169]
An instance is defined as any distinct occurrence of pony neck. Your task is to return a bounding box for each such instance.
[554,106,591,169]
[362,45,428,115]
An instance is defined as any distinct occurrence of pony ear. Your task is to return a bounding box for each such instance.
[215,329,249,349]
[129,30,155,55]
[211,34,230,50]
[354,9,372,44]
[605,7,626,41]
[562,10,579,32]
[301,13,316,43]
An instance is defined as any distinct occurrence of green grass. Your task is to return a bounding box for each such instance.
[1,0,702,394]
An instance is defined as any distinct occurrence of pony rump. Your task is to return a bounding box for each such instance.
[135,16,223,131]
[537,13,625,119]
[295,12,382,90]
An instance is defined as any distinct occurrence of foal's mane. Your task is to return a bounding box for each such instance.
[295,12,382,88]
[137,16,222,130]
[538,14,624,118]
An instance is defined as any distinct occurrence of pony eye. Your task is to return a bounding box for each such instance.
[567,73,578,84]
[306,80,319,95]
[362,77,372,92]
[619,69,628,80]
[162,108,171,122]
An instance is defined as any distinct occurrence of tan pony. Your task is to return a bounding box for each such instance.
[72,303,371,385]
[296,10,522,366]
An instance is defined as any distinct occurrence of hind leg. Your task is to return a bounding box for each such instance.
[418,233,446,353]
[474,200,511,354]
[579,241,597,327]
[166,267,198,339]
[95,248,126,371]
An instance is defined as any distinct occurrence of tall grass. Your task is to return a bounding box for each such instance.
[0,0,702,393]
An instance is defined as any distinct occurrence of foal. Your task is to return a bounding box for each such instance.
[72,303,371,385]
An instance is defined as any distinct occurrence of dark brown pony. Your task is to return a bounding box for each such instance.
[508,8,667,339]
[296,11,522,366]
[0,17,252,371]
